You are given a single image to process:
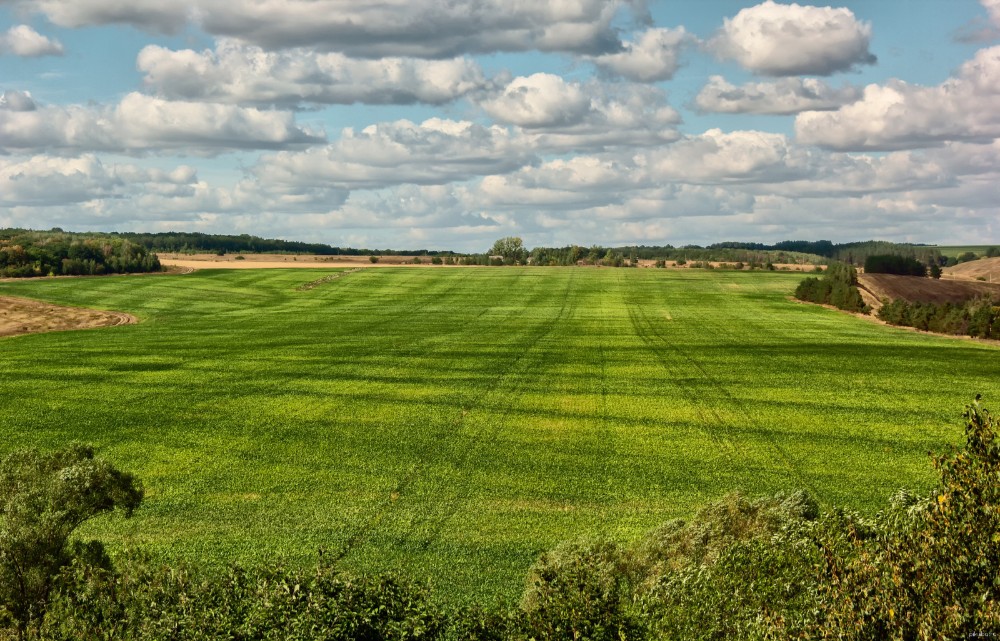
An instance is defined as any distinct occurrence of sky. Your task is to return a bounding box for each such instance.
[1,0,999,252]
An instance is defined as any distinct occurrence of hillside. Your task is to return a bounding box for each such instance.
[944,256,1000,282]
[857,273,1000,311]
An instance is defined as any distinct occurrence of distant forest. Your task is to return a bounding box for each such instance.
[3,228,996,275]
[0,229,160,278]
[115,231,457,257]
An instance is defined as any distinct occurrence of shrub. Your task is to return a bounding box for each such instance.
[520,539,642,641]
[811,397,1000,638]
[0,444,143,638]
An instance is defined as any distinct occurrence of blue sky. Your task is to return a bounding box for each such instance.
[2,0,999,251]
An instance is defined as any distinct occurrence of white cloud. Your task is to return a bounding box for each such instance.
[984,0,1000,26]
[0,25,64,57]
[0,155,196,206]
[589,27,692,82]
[0,89,37,111]
[0,92,325,155]
[709,1,876,76]
[480,77,680,151]
[479,73,591,128]
[16,0,633,57]
[138,41,490,107]
[641,129,812,184]
[476,156,641,210]
[695,75,860,114]
[251,118,533,190]
[796,46,1000,150]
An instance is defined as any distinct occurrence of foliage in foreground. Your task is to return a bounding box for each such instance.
[5,399,1000,639]
[0,444,143,639]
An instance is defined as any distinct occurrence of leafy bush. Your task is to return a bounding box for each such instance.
[811,397,1000,638]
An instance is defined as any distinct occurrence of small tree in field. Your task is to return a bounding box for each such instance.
[0,444,142,639]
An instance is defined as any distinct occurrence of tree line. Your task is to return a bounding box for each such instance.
[5,400,1000,639]
[878,297,999,339]
[0,230,160,278]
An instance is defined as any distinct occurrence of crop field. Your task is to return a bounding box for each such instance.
[1,267,999,601]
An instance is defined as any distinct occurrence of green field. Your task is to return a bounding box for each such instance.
[1,267,998,601]
[932,245,996,258]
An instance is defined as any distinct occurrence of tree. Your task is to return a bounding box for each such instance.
[0,444,143,638]
[487,237,527,265]
[929,263,942,279]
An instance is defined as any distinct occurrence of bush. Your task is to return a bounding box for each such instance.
[811,397,1000,638]
[520,539,641,641]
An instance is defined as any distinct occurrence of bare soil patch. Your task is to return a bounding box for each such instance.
[858,273,1000,310]
[0,296,136,338]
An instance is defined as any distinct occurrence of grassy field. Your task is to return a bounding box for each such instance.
[1,267,999,601]
[932,245,997,258]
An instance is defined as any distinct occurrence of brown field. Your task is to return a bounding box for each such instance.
[857,273,1000,310]
[943,256,1000,282]
[157,253,443,269]
[0,296,136,339]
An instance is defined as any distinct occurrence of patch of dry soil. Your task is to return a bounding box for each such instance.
[858,273,1000,308]
[0,296,136,338]
[943,256,1000,282]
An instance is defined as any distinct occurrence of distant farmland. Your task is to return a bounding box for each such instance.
[1,267,998,601]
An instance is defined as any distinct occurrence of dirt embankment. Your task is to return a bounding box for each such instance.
[857,273,1000,311]
[0,296,136,339]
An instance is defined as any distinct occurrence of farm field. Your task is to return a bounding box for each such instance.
[1,267,999,601]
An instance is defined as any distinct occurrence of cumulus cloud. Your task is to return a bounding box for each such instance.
[479,76,680,151]
[251,118,532,190]
[479,73,591,128]
[15,0,632,57]
[695,75,860,114]
[641,129,812,184]
[0,25,64,57]
[709,1,876,76]
[953,0,1000,42]
[476,156,642,210]
[0,90,37,111]
[0,155,197,206]
[589,27,692,82]
[984,0,1000,25]
[0,92,325,155]
[138,41,489,107]
[795,46,1000,150]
